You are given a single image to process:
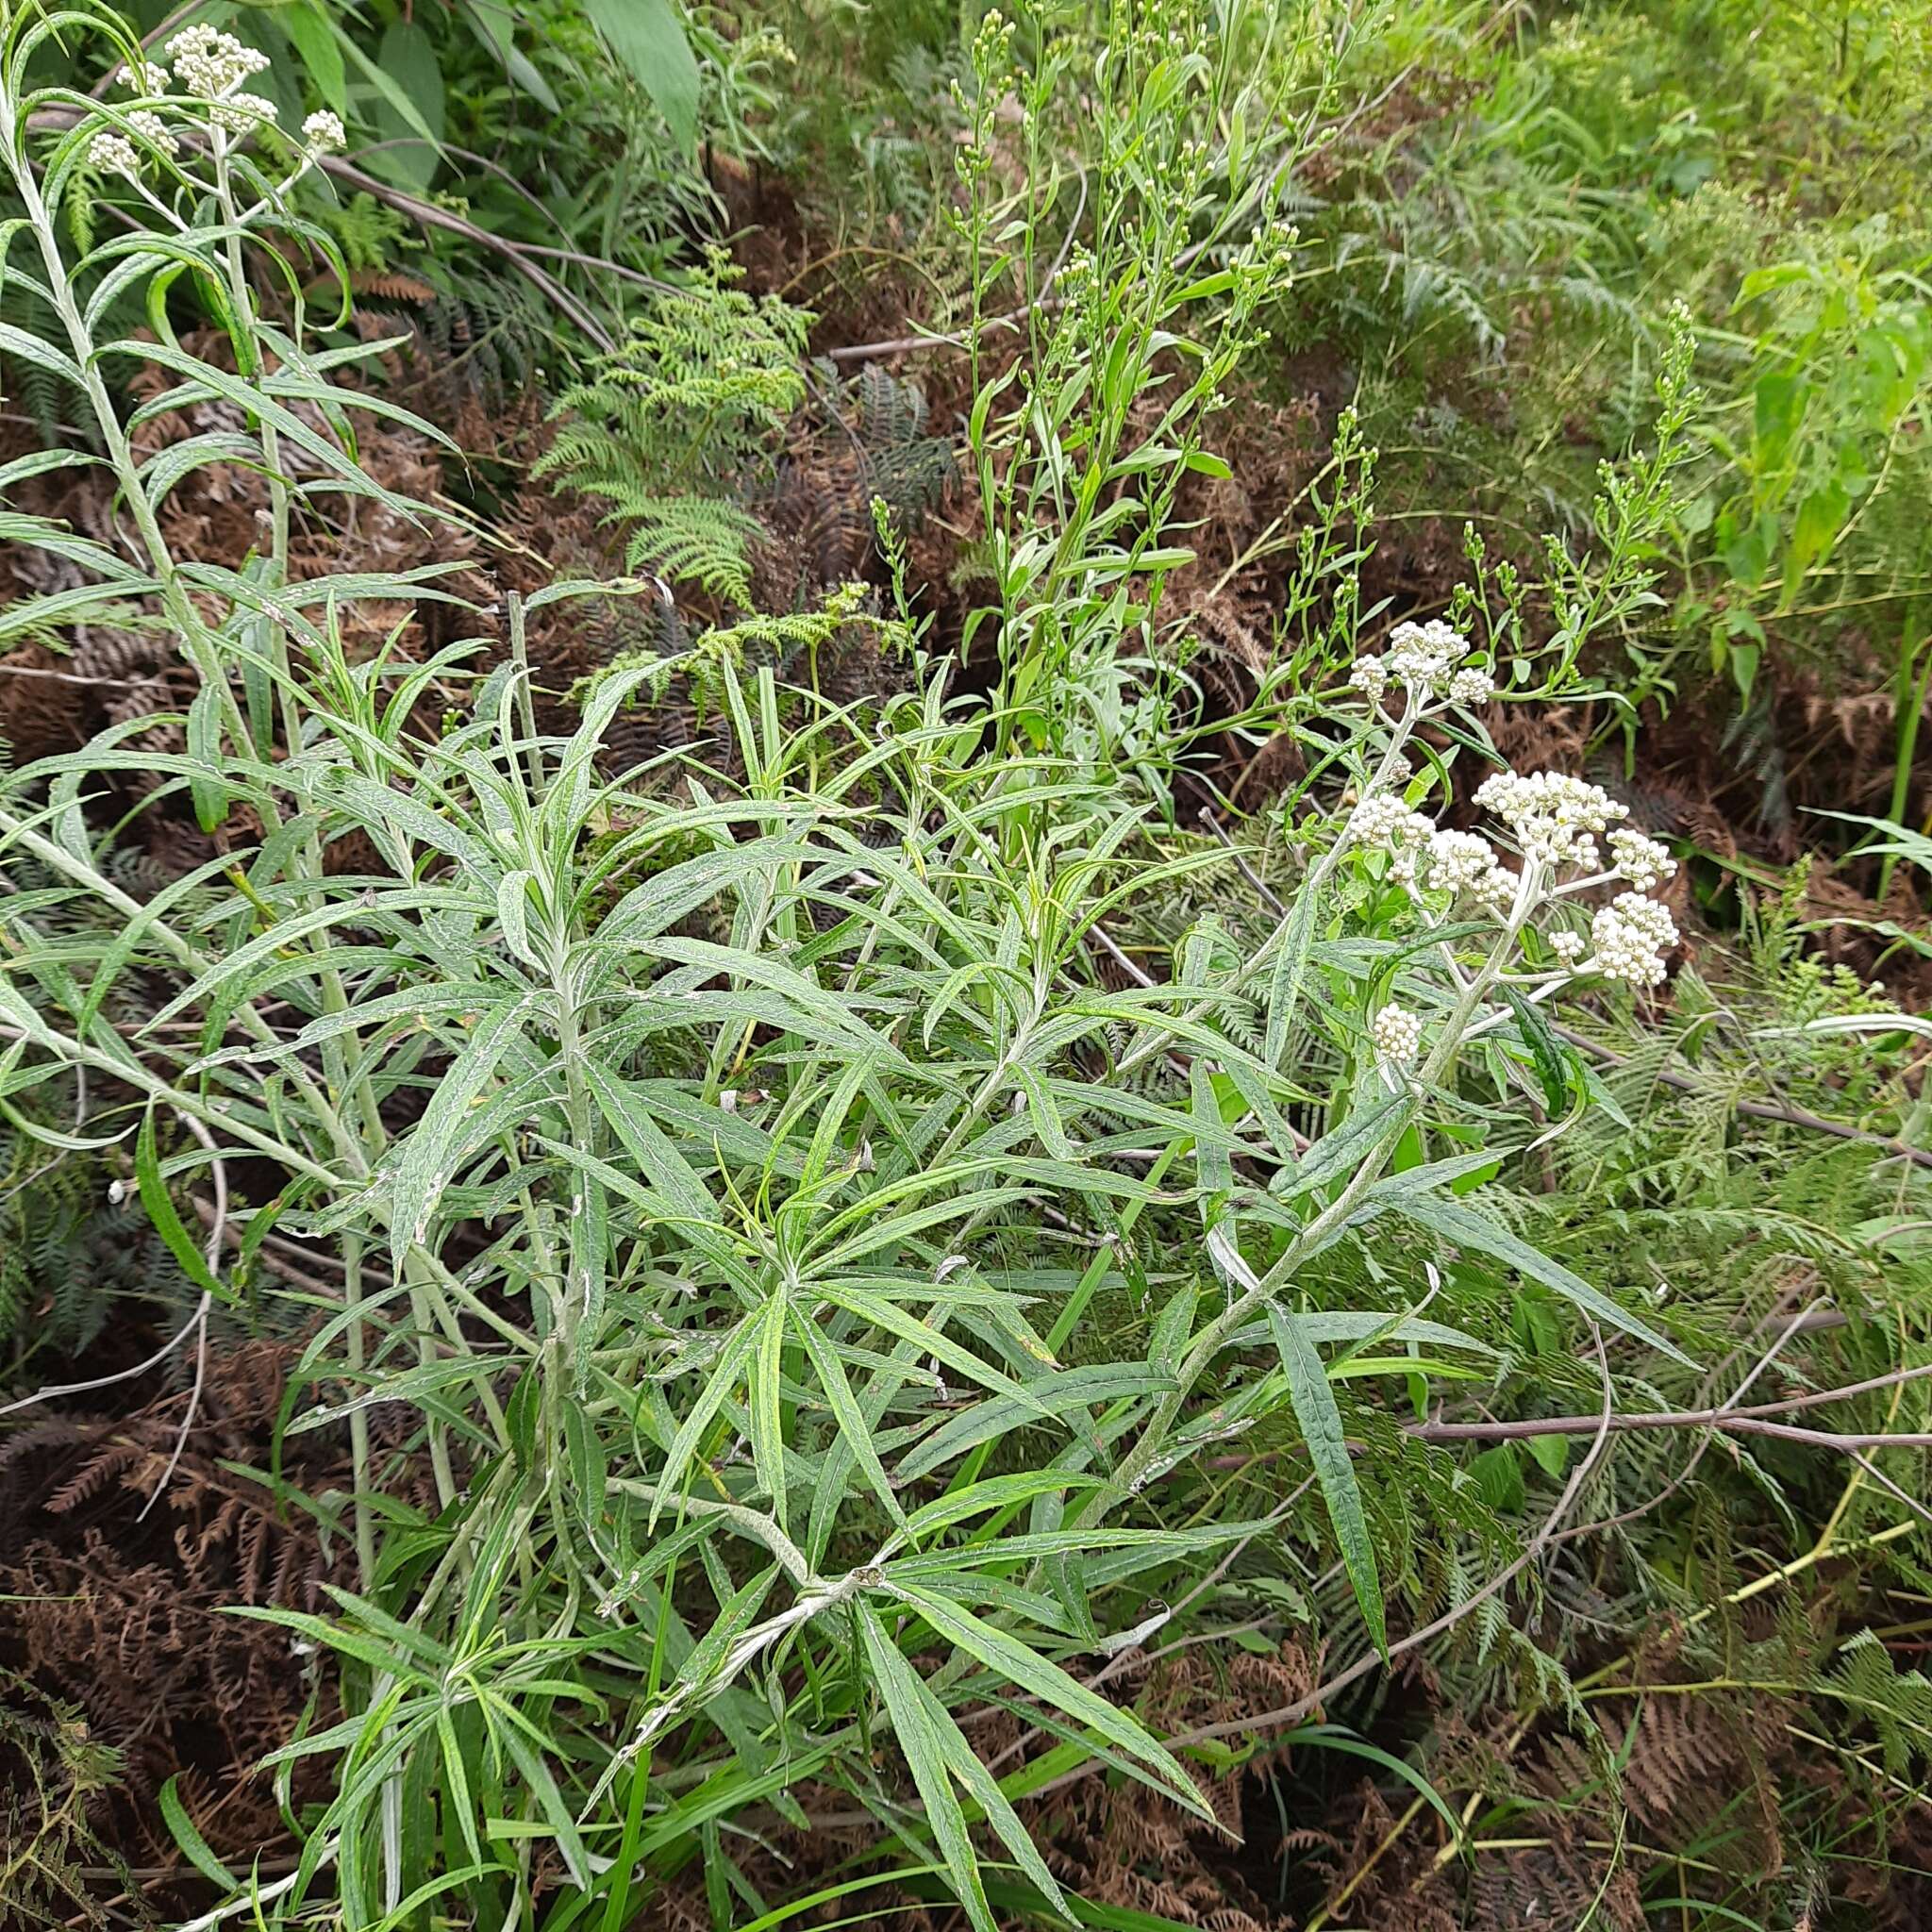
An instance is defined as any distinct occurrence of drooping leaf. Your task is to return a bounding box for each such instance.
[1267,1304,1386,1657]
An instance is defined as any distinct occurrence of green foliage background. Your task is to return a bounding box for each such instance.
[0,3,1930,1931]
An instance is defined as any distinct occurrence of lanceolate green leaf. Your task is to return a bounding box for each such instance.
[791,1304,909,1529]
[650,1312,764,1528]
[883,1578,1213,1822]
[856,1599,1000,1932]
[1393,1191,1693,1366]
[389,994,531,1255]
[1267,1303,1387,1657]
[1261,880,1322,1069]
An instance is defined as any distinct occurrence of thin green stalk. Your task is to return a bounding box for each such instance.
[1879,604,1931,902]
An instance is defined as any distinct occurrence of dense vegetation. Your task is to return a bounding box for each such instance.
[1,3,1929,1929]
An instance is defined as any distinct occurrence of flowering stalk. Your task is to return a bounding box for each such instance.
[1097,616,1683,1511]
[3,12,411,1790]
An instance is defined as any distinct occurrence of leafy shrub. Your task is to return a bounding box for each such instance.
[2,6,1930,1930]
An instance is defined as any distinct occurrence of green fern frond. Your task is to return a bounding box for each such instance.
[618,494,765,604]
[534,250,811,608]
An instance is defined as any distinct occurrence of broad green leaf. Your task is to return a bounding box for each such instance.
[1261,880,1321,1067]
[365,22,445,192]
[1276,1093,1411,1200]
[584,0,701,156]
[750,1294,790,1529]
[283,0,347,115]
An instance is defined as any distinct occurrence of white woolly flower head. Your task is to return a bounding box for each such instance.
[1474,771,1627,868]
[1607,827,1675,891]
[1348,793,1435,876]
[1349,620,1488,711]
[88,129,141,178]
[1425,828,1513,906]
[1590,891,1678,986]
[125,108,178,158]
[208,92,278,137]
[1385,617,1470,690]
[117,58,169,93]
[1549,928,1586,964]
[166,24,270,100]
[301,108,345,154]
[1370,1001,1423,1066]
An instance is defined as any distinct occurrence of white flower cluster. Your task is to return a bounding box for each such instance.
[1473,771,1625,869]
[1350,620,1492,711]
[209,92,279,136]
[1387,618,1469,689]
[1370,1002,1423,1065]
[1349,792,1433,855]
[90,95,179,175]
[1607,826,1675,891]
[1425,828,1514,908]
[1591,891,1679,986]
[302,109,346,154]
[92,30,301,169]
[128,107,178,156]
[165,24,270,99]
[1347,760,1682,984]
[88,130,141,178]
[1350,796,1517,906]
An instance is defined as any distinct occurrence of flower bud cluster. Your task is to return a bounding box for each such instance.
[1345,759,1680,987]
[1348,792,1433,856]
[1349,795,1519,907]
[89,32,347,176]
[1590,892,1679,986]
[1351,619,1493,713]
[1424,828,1514,908]
[209,92,278,135]
[1607,827,1675,891]
[88,130,142,178]
[1473,771,1624,869]
[1370,1002,1423,1066]
[164,24,269,99]
[302,109,346,153]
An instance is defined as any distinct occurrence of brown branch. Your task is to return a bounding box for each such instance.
[1553,1021,1932,1172]
[310,156,613,351]
[1412,1357,1932,1453]
[1415,1412,1932,1452]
